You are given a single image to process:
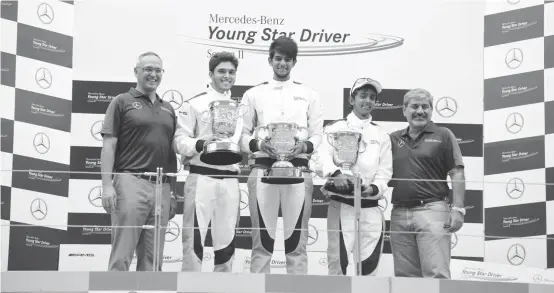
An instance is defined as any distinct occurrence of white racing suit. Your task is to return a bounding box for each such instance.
[173,85,243,272]
[239,79,324,274]
[318,112,393,275]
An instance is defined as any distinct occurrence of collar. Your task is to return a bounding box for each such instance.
[129,87,162,102]
[346,112,373,125]
[268,78,293,88]
[401,121,437,137]
[207,83,231,98]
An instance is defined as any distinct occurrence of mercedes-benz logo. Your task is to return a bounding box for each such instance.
[90,120,103,141]
[378,197,389,212]
[88,186,103,208]
[307,224,318,245]
[35,68,52,89]
[507,243,526,266]
[451,233,458,249]
[37,3,54,24]
[176,156,183,173]
[30,198,48,220]
[506,178,525,199]
[165,220,180,242]
[435,97,458,118]
[162,90,184,110]
[505,48,523,69]
[505,112,524,134]
[239,189,249,210]
[33,132,51,154]
[533,274,543,283]
[319,257,328,266]
[203,253,212,261]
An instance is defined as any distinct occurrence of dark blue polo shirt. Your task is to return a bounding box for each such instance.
[101,87,177,173]
[389,122,463,203]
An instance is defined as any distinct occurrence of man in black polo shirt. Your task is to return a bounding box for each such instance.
[100,51,178,271]
[388,88,465,279]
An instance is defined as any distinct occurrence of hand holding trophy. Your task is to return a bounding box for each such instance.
[199,100,247,165]
[254,122,309,184]
[323,129,374,198]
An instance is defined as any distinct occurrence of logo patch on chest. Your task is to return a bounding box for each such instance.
[424,138,442,143]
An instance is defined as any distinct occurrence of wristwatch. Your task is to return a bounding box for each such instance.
[451,206,466,216]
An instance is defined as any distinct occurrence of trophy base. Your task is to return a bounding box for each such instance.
[262,161,305,185]
[200,141,243,166]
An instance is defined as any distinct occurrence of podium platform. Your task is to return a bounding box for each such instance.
[1,272,552,293]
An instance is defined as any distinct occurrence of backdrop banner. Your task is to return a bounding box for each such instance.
[8,0,549,277]
[482,0,554,271]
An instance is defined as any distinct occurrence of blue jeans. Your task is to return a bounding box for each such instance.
[390,200,451,279]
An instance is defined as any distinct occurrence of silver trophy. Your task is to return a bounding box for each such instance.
[254,122,309,184]
[323,129,367,196]
[199,100,247,165]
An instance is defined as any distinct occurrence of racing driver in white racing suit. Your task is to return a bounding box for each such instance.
[173,52,243,272]
[318,77,393,275]
[239,36,324,274]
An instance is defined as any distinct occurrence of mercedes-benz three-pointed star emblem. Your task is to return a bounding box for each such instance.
[239,189,249,210]
[30,198,48,220]
[451,233,458,249]
[507,243,525,266]
[505,112,524,134]
[506,178,524,199]
[379,197,389,212]
[307,224,318,245]
[436,97,458,118]
[165,220,180,242]
[35,68,52,89]
[162,90,184,110]
[37,3,54,24]
[88,186,103,208]
[91,120,104,141]
[505,48,523,69]
[33,132,51,154]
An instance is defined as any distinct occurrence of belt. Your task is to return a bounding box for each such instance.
[189,165,239,180]
[330,195,379,208]
[122,171,171,183]
[253,157,309,169]
[393,197,446,209]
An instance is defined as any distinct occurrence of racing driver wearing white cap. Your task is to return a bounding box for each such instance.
[318,78,393,275]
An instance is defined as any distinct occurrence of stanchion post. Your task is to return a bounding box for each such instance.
[354,172,362,276]
[152,167,163,272]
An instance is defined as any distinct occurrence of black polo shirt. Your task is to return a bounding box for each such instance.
[389,122,463,203]
[101,87,177,173]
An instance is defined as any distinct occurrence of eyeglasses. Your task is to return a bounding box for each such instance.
[138,67,165,74]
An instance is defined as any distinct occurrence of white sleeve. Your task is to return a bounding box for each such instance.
[239,91,258,154]
[368,130,393,196]
[172,102,202,157]
[306,89,324,153]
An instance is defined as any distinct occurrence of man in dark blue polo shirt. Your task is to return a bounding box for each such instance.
[388,88,465,279]
[100,51,178,271]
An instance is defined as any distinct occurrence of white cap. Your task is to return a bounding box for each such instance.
[350,78,382,97]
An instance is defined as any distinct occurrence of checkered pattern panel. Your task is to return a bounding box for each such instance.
[482,0,554,270]
[1,0,75,271]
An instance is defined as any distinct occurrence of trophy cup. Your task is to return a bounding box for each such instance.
[323,130,367,196]
[254,122,309,184]
[199,100,247,166]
